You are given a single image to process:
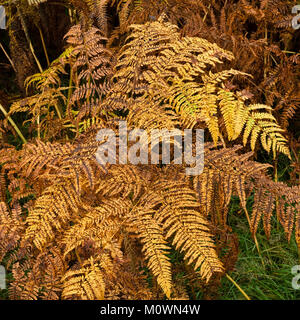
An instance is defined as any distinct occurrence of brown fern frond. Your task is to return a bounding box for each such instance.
[0,202,25,261]
[64,24,113,125]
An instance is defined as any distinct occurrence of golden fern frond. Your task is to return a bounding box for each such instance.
[93,163,224,293]
[240,103,290,157]
[27,0,47,5]
[25,181,81,250]
[130,206,172,298]
[110,15,232,102]
[107,16,290,157]
[189,144,299,246]
[18,137,106,192]
[104,262,154,299]
[7,47,74,138]
[20,140,74,180]
[95,165,147,200]
[9,88,66,127]
[127,101,179,132]
[62,257,105,300]
[62,199,129,258]
[38,248,67,300]
[25,47,74,91]
[191,144,270,225]
[153,181,224,282]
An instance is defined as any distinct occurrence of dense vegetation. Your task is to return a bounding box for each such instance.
[0,0,299,300]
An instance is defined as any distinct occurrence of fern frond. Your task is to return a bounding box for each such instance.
[62,199,129,258]
[62,257,105,300]
[108,17,290,157]
[130,207,172,298]
[152,180,224,282]
[25,181,81,250]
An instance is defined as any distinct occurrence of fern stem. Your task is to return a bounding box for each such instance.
[0,102,27,144]
[282,50,299,54]
[68,8,74,24]
[29,40,43,73]
[37,115,40,139]
[263,22,268,80]
[202,4,211,23]
[274,154,280,231]
[54,103,63,120]
[75,248,83,266]
[244,207,264,267]
[38,27,50,67]
[225,273,251,300]
[67,65,73,107]
[0,42,17,73]
[16,2,43,73]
